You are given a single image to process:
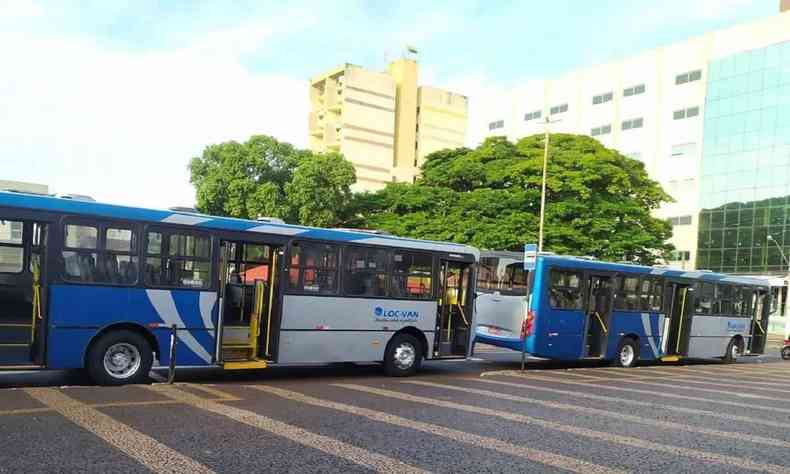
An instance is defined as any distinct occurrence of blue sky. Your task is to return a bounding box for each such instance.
[0,0,778,207]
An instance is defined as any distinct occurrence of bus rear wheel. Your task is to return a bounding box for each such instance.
[723,338,741,363]
[384,333,422,377]
[613,337,639,368]
[87,330,153,386]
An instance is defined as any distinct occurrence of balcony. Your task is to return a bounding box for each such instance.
[309,112,324,137]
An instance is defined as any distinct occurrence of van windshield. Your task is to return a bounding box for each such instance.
[477,257,530,296]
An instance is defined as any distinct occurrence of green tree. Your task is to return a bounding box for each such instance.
[189,135,356,227]
[350,134,674,264]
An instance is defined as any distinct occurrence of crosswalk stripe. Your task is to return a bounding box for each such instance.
[182,384,241,401]
[661,367,790,386]
[562,372,790,402]
[148,384,427,474]
[503,370,790,414]
[475,375,788,429]
[249,384,625,474]
[335,383,789,473]
[614,369,790,393]
[406,380,790,449]
[25,388,215,474]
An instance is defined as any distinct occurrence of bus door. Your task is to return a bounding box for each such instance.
[436,260,473,357]
[583,274,612,358]
[748,289,769,354]
[217,240,280,369]
[0,220,47,367]
[663,283,693,357]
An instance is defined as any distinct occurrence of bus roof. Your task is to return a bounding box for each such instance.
[0,191,479,258]
[539,255,769,286]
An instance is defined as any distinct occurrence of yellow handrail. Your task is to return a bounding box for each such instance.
[264,252,277,357]
[593,312,608,334]
[675,288,687,354]
[31,260,42,341]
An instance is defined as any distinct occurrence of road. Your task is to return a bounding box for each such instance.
[1,348,790,473]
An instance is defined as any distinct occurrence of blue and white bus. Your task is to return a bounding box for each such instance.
[0,190,478,384]
[478,255,770,366]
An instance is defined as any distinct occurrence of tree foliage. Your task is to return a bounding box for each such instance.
[189,135,356,227]
[349,134,674,264]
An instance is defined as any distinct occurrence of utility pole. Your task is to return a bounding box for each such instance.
[537,117,559,253]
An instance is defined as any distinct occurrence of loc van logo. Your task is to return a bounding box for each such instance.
[374,306,419,321]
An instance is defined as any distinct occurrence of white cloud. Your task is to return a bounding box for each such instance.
[0,11,313,208]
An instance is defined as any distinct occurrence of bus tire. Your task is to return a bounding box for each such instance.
[723,337,741,363]
[87,330,153,386]
[384,333,422,377]
[613,337,639,368]
[781,346,790,360]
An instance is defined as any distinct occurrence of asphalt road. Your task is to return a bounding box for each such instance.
[2,347,790,473]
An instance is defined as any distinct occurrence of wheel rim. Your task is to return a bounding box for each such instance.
[620,344,635,366]
[731,342,740,360]
[103,342,142,379]
[393,342,416,370]
[783,348,790,359]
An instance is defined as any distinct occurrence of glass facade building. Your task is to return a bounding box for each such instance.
[697,41,790,274]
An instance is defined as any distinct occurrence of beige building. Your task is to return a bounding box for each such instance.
[309,59,467,191]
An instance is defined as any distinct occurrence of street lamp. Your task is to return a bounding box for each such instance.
[536,117,560,253]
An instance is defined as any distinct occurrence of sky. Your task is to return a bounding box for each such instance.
[0,0,779,208]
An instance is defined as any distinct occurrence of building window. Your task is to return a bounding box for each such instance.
[623,84,646,97]
[549,103,568,115]
[488,120,505,131]
[524,110,542,121]
[592,92,613,105]
[671,250,691,262]
[668,215,692,226]
[621,117,644,130]
[675,69,702,85]
[671,142,697,157]
[673,106,700,120]
[591,124,611,136]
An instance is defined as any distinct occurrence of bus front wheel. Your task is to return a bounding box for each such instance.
[613,337,639,368]
[87,330,153,386]
[384,333,423,377]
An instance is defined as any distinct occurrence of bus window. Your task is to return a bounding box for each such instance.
[504,263,528,296]
[144,231,210,289]
[650,279,664,312]
[63,224,99,282]
[391,251,433,299]
[288,242,339,294]
[104,227,138,285]
[549,270,583,309]
[695,283,714,315]
[0,220,24,273]
[717,284,734,315]
[476,257,497,292]
[614,276,640,311]
[344,247,388,297]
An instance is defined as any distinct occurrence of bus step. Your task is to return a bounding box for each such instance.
[223,360,267,370]
[0,344,33,364]
[0,324,33,344]
[660,355,681,362]
[221,347,254,361]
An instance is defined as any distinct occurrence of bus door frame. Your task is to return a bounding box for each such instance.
[435,256,475,358]
[663,281,694,356]
[0,208,51,367]
[215,235,287,364]
[581,271,614,358]
[748,287,770,354]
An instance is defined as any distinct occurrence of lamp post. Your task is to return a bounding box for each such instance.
[537,117,560,253]
[767,234,790,337]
